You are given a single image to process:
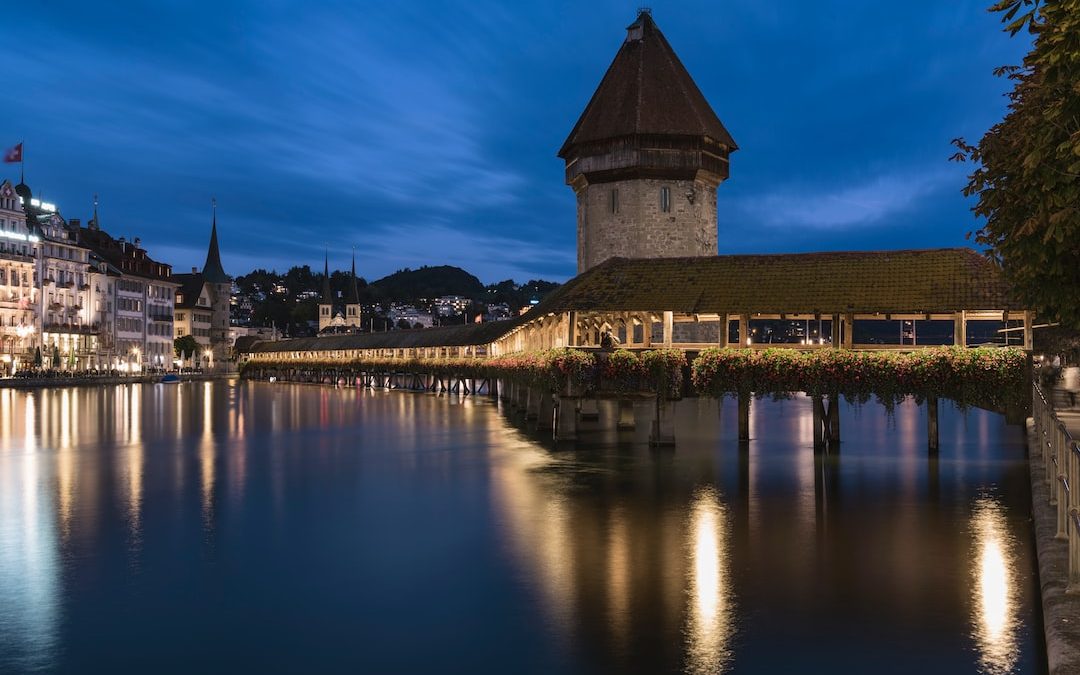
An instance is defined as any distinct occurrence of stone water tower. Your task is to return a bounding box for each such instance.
[560,10,737,273]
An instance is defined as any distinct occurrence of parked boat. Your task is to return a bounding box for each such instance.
[160,373,181,384]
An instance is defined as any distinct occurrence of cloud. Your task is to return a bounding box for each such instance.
[733,167,962,231]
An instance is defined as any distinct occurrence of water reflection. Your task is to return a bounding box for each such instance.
[0,393,59,673]
[685,486,734,675]
[971,496,1019,674]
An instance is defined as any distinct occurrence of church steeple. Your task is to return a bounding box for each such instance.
[344,247,360,305]
[344,247,361,328]
[318,249,334,333]
[320,250,332,303]
[202,198,228,284]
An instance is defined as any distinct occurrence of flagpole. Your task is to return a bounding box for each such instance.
[19,140,24,184]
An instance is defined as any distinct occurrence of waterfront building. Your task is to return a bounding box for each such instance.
[0,181,40,372]
[174,206,230,367]
[34,195,97,369]
[77,208,177,371]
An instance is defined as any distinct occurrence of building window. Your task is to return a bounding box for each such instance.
[610,189,619,214]
[660,186,671,213]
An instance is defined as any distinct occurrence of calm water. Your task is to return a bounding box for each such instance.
[0,381,1043,674]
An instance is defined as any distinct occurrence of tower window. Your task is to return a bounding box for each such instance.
[610,189,619,214]
[660,187,671,213]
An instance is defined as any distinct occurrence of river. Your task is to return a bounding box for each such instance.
[0,381,1043,673]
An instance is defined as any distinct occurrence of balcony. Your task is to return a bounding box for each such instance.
[79,283,90,291]
[44,322,100,335]
[149,313,174,322]
[60,280,75,289]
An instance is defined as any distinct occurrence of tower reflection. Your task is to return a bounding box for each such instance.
[685,486,734,675]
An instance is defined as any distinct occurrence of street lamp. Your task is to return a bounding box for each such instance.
[131,346,141,373]
[204,349,213,371]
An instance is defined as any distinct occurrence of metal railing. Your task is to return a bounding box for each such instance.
[1032,380,1080,594]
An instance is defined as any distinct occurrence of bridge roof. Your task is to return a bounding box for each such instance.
[532,248,1016,316]
[249,318,524,354]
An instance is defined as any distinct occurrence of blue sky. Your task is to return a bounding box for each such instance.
[3,1,1029,284]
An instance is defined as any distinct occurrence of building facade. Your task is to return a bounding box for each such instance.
[0,181,40,373]
[560,10,737,273]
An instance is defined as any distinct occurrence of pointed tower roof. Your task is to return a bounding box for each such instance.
[320,250,333,303]
[344,248,360,304]
[202,199,229,284]
[559,11,736,158]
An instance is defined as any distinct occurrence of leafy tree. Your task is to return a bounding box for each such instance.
[174,335,199,359]
[952,0,1080,326]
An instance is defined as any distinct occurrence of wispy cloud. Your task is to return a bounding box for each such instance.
[733,167,961,231]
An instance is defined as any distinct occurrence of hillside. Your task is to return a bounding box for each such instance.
[368,266,485,303]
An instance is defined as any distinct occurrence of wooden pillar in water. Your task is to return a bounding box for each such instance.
[536,390,555,430]
[811,395,825,450]
[525,387,539,420]
[738,391,750,441]
[617,399,636,429]
[555,396,578,441]
[927,395,939,453]
[828,393,841,445]
[649,396,675,446]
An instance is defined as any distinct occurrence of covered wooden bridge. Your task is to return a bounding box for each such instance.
[240,248,1030,448]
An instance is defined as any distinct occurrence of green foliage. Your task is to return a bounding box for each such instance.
[174,334,199,359]
[369,266,483,304]
[691,347,1028,408]
[952,0,1080,327]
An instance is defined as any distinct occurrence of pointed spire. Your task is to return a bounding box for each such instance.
[344,245,360,304]
[89,194,100,231]
[202,197,229,283]
[320,247,332,303]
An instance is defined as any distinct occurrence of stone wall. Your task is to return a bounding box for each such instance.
[577,177,718,273]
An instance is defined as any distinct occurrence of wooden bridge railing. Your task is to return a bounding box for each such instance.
[1032,380,1080,595]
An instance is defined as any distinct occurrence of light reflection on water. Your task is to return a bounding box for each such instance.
[0,383,1043,674]
[685,486,734,675]
[971,496,1020,675]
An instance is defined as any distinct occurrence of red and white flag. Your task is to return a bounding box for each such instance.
[3,143,22,163]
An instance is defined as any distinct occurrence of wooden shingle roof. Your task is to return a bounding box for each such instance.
[249,318,525,354]
[559,11,737,158]
[530,249,1015,316]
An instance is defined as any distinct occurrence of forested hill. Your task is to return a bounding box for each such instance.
[369,266,484,303]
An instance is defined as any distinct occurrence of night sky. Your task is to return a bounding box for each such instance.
[4,1,1029,284]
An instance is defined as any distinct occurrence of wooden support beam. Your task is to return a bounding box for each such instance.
[536,390,555,431]
[812,395,825,450]
[928,395,939,453]
[662,311,674,347]
[739,314,750,348]
[649,397,675,446]
[738,392,750,440]
[954,311,967,347]
[827,394,841,445]
[555,396,577,441]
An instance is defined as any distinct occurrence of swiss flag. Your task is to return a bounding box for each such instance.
[3,143,22,163]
